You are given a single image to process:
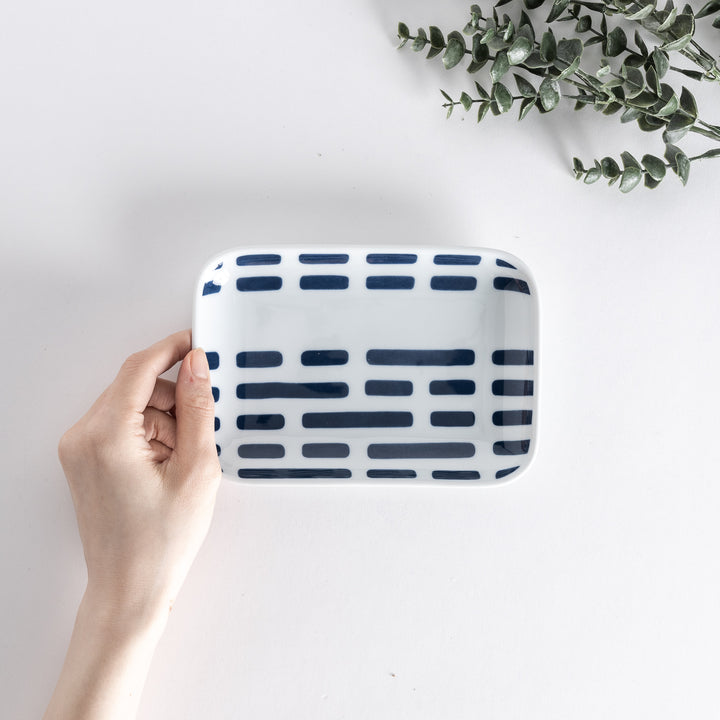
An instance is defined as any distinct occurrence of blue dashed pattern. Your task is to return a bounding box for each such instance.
[202,249,535,482]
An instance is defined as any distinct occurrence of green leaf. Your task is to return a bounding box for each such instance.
[524,0,546,9]
[596,62,611,78]
[572,157,585,173]
[674,68,705,80]
[632,90,659,107]
[538,76,561,110]
[398,22,410,47]
[475,82,490,100]
[619,166,643,192]
[676,152,690,184]
[583,74,604,92]
[660,14,695,51]
[626,3,656,20]
[601,156,621,178]
[714,15,720,27]
[655,85,679,116]
[412,28,428,51]
[519,10,535,41]
[460,91,474,111]
[443,31,466,69]
[472,34,490,64]
[644,174,662,189]
[440,89,453,103]
[514,73,536,97]
[657,7,678,32]
[623,66,645,97]
[491,51,510,82]
[480,25,496,45]
[446,103,454,119]
[621,151,642,170]
[493,82,513,112]
[429,26,445,49]
[502,18,516,42]
[664,142,681,166]
[602,101,623,115]
[662,112,695,143]
[555,38,582,79]
[558,55,581,79]
[679,86,698,118]
[665,142,691,185]
[634,29,649,57]
[574,93,595,105]
[517,24,535,46]
[621,107,643,123]
[696,0,720,17]
[641,154,667,180]
[637,115,665,131]
[695,54,716,72]
[652,49,669,79]
[426,46,443,59]
[547,0,571,23]
[524,51,551,68]
[576,15,592,32]
[557,38,583,64]
[584,167,602,183]
[477,102,490,122]
[603,73,625,88]
[604,27,628,57]
[645,66,660,96]
[508,36,533,65]
[540,29,557,61]
[519,96,535,119]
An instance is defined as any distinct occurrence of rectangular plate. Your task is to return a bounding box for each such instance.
[192,245,538,484]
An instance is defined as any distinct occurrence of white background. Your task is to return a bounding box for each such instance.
[2,1,720,718]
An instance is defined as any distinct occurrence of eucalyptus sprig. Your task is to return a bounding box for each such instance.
[397,1,720,190]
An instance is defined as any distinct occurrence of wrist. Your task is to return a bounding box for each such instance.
[43,582,169,720]
[81,580,172,643]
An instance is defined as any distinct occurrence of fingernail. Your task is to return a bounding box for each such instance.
[190,347,209,379]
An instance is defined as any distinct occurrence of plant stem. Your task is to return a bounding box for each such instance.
[571,0,720,83]
[689,125,720,141]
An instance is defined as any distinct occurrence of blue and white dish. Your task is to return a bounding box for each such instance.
[192,246,539,484]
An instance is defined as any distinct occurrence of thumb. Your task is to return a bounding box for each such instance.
[174,347,217,465]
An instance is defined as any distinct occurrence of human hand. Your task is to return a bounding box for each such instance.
[57,329,222,630]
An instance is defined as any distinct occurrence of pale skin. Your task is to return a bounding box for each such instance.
[43,330,222,720]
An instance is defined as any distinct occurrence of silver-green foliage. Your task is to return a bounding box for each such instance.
[397,0,720,191]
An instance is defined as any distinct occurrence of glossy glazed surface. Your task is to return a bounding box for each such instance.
[193,246,538,484]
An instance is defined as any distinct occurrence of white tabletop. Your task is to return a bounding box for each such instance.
[2,1,720,718]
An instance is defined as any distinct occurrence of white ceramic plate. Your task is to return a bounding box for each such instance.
[192,245,538,485]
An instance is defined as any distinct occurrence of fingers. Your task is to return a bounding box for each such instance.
[143,407,177,449]
[148,439,173,463]
[110,330,191,414]
[173,347,217,467]
[147,378,177,413]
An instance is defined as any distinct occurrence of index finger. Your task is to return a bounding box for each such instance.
[110,330,192,413]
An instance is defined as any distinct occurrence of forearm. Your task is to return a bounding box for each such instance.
[48,333,220,718]
[43,586,169,720]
